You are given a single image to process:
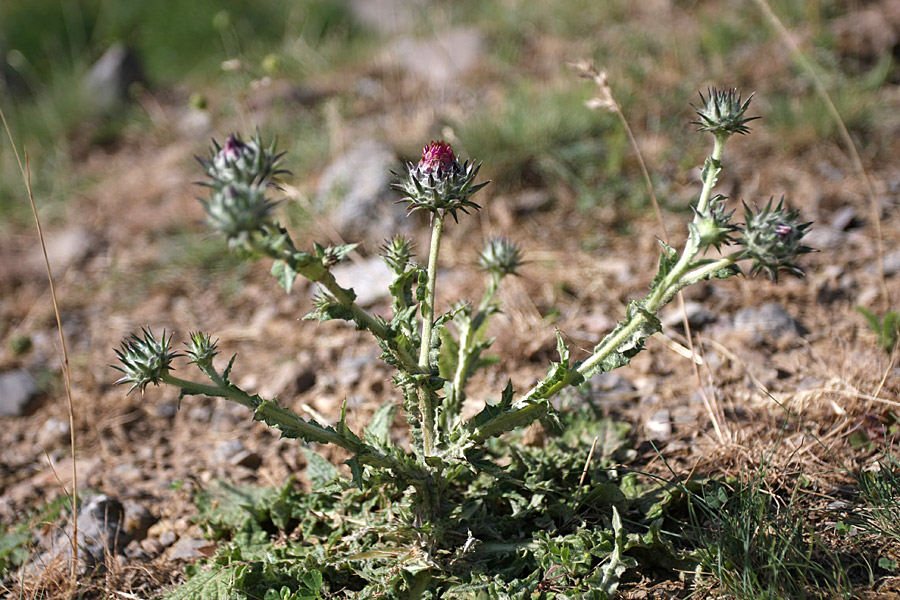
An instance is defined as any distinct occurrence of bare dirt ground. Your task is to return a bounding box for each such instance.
[3,2,900,597]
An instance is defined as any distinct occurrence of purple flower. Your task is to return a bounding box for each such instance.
[221,135,245,163]
[418,141,458,176]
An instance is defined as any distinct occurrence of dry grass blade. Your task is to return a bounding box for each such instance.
[0,103,80,581]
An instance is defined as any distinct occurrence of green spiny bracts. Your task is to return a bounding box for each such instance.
[692,88,758,137]
[198,133,287,187]
[113,328,179,394]
[478,237,522,278]
[739,197,813,281]
[690,194,737,252]
[393,140,489,222]
[185,332,219,369]
[381,235,415,275]
[201,182,277,247]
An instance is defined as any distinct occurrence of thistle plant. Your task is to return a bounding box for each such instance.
[115,89,812,565]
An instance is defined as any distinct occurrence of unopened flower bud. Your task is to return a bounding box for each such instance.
[185,332,219,367]
[691,195,736,252]
[479,237,522,278]
[692,88,758,138]
[739,197,813,281]
[393,140,489,222]
[381,236,415,274]
[113,328,179,394]
[199,132,286,187]
[202,183,277,247]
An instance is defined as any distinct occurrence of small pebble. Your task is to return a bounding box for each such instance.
[140,538,164,556]
[158,530,177,547]
[36,417,70,448]
[0,369,40,417]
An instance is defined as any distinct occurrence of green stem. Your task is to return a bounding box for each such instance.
[250,234,419,371]
[696,134,726,215]
[413,214,446,455]
[419,215,445,369]
[317,270,419,371]
[472,135,737,440]
[161,372,403,471]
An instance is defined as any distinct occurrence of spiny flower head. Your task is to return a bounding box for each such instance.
[185,331,219,368]
[691,194,737,252]
[739,197,813,281]
[393,140,489,222]
[199,132,287,187]
[197,133,287,249]
[201,182,277,249]
[479,237,522,278]
[381,235,415,274]
[692,88,758,137]
[113,328,179,394]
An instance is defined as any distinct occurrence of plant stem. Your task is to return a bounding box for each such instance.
[562,138,730,392]
[472,136,737,441]
[317,270,419,371]
[697,134,726,214]
[249,233,420,372]
[419,215,445,368]
[161,372,403,471]
[417,214,445,455]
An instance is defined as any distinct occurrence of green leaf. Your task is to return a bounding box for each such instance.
[163,563,251,600]
[364,401,398,447]
[271,259,298,294]
[0,531,30,571]
[524,331,578,401]
[302,449,341,488]
[322,243,358,266]
[345,456,363,489]
[336,399,363,445]
[857,306,900,352]
[700,156,721,188]
[650,240,678,291]
[582,301,661,379]
[438,327,461,380]
[466,381,516,431]
[389,268,419,314]
[590,507,636,598]
[555,329,570,365]
[253,399,340,446]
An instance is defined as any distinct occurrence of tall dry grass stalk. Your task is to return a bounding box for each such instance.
[0,104,80,582]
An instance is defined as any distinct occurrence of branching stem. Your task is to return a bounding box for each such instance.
[471,136,737,441]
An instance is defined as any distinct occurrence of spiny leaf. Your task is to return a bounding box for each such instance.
[364,401,398,447]
[700,155,721,187]
[163,563,251,600]
[271,259,298,294]
[591,507,636,597]
[650,240,678,291]
[302,449,341,488]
